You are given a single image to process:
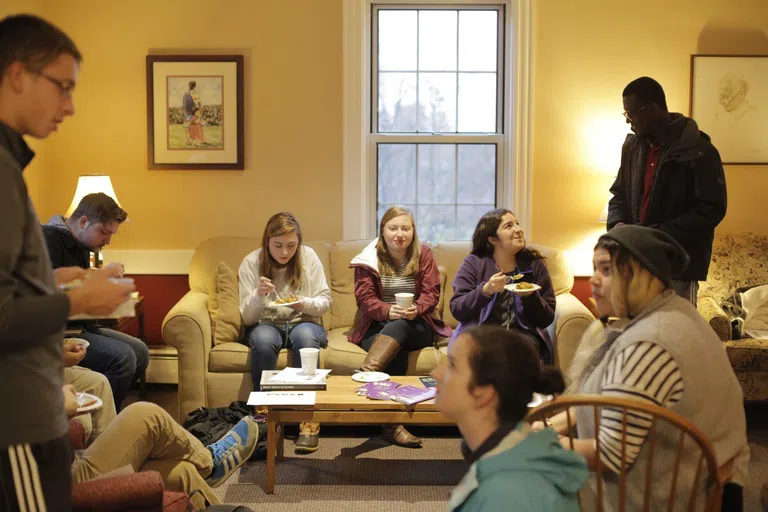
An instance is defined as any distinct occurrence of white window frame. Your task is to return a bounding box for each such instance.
[343,0,534,241]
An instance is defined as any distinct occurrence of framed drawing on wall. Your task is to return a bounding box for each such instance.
[690,54,768,165]
[146,55,244,170]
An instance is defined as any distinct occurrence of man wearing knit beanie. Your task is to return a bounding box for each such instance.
[607,77,727,306]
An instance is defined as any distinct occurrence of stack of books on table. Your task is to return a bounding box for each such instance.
[356,381,436,405]
[259,368,331,391]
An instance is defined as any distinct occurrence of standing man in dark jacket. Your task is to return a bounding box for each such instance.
[607,77,727,305]
[0,14,134,511]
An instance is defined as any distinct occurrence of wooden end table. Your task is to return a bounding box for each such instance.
[262,375,450,494]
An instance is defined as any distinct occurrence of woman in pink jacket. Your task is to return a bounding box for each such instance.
[348,206,451,447]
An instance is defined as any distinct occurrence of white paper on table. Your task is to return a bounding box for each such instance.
[268,367,331,384]
[247,391,316,406]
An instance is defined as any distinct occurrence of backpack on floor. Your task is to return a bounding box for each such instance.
[183,400,267,460]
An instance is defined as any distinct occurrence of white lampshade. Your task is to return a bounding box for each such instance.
[598,202,609,224]
[65,175,121,218]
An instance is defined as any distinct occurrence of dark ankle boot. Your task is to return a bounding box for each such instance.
[382,424,422,448]
[359,334,401,372]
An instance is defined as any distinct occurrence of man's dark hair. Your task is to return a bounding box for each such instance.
[622,77,667,111]
[189,80,196,90]
[71,193,127,225]
[464,326,565,424]
[0,14,82,81]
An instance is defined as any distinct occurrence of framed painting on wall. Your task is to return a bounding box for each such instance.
[146,55,244,170]
[690,54,768,165]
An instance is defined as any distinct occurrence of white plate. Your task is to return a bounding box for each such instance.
[504,282,542,294]
[76,392,103,413]
[527,393,554,408]
[268,299,302,308]
[63,338,89,349]
[352,372,390,383]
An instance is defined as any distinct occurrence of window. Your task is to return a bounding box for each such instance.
[374,6,502,242]
[343,0,533,241]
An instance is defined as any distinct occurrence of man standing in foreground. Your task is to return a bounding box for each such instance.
[0,14,134,511]
[607,76,727,305]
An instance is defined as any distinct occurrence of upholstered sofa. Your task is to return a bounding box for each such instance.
[698,232,768,401]
[163,237,595,418]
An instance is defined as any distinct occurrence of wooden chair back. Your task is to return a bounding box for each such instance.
[526,395,732,512]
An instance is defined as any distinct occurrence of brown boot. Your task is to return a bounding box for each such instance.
[295,421,320,453]
[382,424,422,448]
[359,334,401,372]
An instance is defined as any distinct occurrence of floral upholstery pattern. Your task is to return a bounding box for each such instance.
[699,233,768,401]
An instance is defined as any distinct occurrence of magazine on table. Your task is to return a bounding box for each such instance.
[356,381,436,405]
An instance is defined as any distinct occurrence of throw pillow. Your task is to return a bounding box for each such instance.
[209,261,242,345]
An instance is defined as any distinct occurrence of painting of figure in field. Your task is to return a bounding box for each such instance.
[167,76,224,149]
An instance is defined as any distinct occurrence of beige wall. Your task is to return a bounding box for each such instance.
[3,0,766,254]
[533,0,768,253]
[11,0,343,249]
[1,1,49,209]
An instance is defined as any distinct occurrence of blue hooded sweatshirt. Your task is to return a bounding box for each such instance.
[448,424,588,512]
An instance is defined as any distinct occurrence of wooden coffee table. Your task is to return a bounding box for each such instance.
[263,375,450,494]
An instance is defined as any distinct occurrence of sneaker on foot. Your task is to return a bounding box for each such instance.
[295,421,320,453]
[205,416,260,487]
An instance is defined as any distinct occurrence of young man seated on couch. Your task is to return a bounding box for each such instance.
[42,192,149,410]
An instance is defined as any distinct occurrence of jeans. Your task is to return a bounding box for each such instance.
[360,317,433,375]
[244,322,328,390]
[71,402,218,509]
[79,326,150,411]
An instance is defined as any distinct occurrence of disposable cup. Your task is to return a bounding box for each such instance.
[300,348,320,376]
[395,292,414,309]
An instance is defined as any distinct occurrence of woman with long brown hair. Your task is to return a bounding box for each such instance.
[348,206,451,447]
[450,209,556,363]
[239,212,331,452]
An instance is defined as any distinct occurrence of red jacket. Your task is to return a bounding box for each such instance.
[347,243,452,345]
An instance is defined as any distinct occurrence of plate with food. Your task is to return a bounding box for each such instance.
[352,371,390,383]
[504,282,541,294]
[63,338,90,350]
[76,392,103,414]
[269,296,302,308]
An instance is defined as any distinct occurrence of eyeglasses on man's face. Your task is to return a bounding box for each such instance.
[622,104,649,122]
[31,69,76,98]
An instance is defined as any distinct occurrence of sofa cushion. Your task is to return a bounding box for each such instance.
[328,240,370,330]
[209,341,328,373]
[189,237,332,328]
[209,261,242,345]
[725,338,768,372]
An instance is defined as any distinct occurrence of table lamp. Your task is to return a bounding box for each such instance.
[598,201,609,224]
[65,174,121,268]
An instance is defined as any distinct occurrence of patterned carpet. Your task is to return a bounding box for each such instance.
[214,432,466,511]
[135,385,768,511]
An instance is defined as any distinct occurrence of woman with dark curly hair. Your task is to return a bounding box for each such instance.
[449,209,556,363]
